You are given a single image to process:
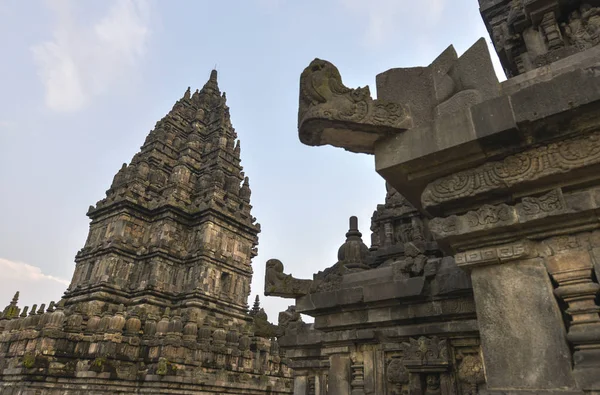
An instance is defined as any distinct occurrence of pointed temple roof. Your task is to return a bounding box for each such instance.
[89,70,255,227]
[66,70,259,317]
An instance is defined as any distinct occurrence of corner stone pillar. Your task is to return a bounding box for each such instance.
[466,256,576,391]
[293,375,307,395]
[328,353,351,395]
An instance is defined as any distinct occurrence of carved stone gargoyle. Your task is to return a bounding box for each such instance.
[264,259,315,298]
[298,39,499,155]
[298,58,412,154]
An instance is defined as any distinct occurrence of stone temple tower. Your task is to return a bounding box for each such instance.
[0,71,292,394]
[66,69,258,324]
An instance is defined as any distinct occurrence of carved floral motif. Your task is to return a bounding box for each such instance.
[400,336,449,368]
[422,132,600,208]
[519,188,565,218]
[428,188,568,240]
[465,204,513,227]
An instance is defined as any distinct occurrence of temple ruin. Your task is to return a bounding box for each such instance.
[0,71,292,394]
[2,0,600,394]
[265,0,600,394]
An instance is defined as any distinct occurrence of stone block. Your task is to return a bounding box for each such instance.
[342,266,392,288]
[306,291,337,310]
[376,67,435,127]
[336,287,363,306]
[363,276,425,303]
[433,267,472,295]
[367,307,391,323]
[546,249,593,275]
[433,108,476,152]
[590,247,600,286]
[471,95,517,141]
[511,68,600,125]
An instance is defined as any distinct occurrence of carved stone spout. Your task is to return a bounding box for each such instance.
[298,58,412,154]
[264,259,314,298]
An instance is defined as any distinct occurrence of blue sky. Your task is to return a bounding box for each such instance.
[0,0,503,320]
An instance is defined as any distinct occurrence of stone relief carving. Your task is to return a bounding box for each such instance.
[400,336,449,369]
[428,189,570,240]
[387,358,409,395]
[563,4,600,50]
[298,58,411,154]
[483,0,600,76]
[457,353,485,395]
[264,259,314,298]
[465,204,515,228]
[422,132,600,208]
[384,337,483,394]
[518,188,565,219]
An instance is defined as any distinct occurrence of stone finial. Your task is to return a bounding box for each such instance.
[183,87,191,100]
[2,291,20,319]
[338,216,370,270]
[29,305,37,316]
[201,69,220,95]
[20,306,29,318]
[47,301,56,313]
[240,177,251,202]
[37,304,45,314]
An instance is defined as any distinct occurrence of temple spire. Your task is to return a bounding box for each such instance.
[250,295,261,316]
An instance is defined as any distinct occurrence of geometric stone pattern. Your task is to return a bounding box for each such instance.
[0,71,292,394]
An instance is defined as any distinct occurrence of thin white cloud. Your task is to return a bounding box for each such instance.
[32,0,152,112]
[0,258,69,311]
[338,0,447,48]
